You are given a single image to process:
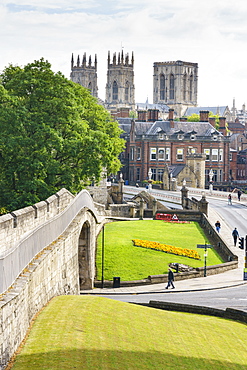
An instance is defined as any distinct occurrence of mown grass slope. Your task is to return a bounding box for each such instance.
[10,296,247,370]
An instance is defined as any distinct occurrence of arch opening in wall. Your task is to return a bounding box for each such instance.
[78,221,91,290]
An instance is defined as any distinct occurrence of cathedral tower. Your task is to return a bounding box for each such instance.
[105,50,135,111]
[153,60,198,116]
[70,53,98,98]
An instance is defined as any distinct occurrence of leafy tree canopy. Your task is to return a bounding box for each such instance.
[0,58,125,211]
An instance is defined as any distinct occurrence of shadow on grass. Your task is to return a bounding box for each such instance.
[11,349,246,370]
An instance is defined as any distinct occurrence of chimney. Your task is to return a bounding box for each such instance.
[180,117,188,122]
[199,110,209,122]
[168,108,174,128]
[138,110,147,122]
[147,109,159,122]
[218,117,227,136]
[209,117,216,127]
[118,107,130,118]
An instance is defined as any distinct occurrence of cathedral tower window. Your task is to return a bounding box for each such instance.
[125,82,129,102]
[189,75,193,101]
[88,82,92,93]
[183,74,187,100]
[160,74,165,100]
[113,81,118,101]
[169,74,175,100]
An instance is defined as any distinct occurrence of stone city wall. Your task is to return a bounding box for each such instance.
[0,188,74,255]
[0,191,100,370]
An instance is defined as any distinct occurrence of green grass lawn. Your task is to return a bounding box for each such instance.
[11,296,247,370]
[96,220,223,281]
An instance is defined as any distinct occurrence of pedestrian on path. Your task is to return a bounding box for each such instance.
[215,221,221,233]
[228,194,232,205]
[166,268,175,289]
[232,227,239,246]
[238,190,242,201]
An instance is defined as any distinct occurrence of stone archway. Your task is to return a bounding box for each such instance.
[78,221,91,289]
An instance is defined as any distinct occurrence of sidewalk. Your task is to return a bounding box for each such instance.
[81,204,247,295]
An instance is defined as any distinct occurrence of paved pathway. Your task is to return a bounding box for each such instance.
[81,195,247,296]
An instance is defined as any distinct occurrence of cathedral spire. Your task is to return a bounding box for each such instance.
[82,53,86,67]
[95,54,97,71]
[71,53,74,69]
[77,55,80,67]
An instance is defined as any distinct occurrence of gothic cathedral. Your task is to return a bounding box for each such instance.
[105,50,135,111]
[70,53,98,98]
[153,60,198,116]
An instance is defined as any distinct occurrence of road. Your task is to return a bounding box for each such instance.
[99,285,247,312]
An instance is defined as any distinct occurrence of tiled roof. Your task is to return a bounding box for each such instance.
[185,106,228,116]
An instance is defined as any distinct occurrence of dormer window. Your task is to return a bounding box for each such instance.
[213,135,218,141]
[158,132,164,140]
[178,134,184,140]
[190,134,196,141]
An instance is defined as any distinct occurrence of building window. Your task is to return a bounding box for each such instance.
[125,81,129,102]
[189,74,193,101]
[229,153,232,161]
[113,81,118,101]
[157,169,164,181]
[136,167,140,181]
[169,74,175,100]
[88,82,92,92]
[190,148,196,154]
[158,148,165,160]
[178,134,184,140]
[219,149,223,162]
[151,168,157,181]
[212,149,218,161]
[137,147,141,160]
[160,74,165,100]
[219,169,222,182]
[213,169,218,182]
[150,148,157,160]
[130,147,134,161]
[204,149,210,161]
[166,148,170,161]
[176,148,184,161]
[183,74,187,100]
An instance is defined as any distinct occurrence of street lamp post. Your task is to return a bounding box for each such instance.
[148,168,152,192]
[209,169,214,195]
[101,225,105,289]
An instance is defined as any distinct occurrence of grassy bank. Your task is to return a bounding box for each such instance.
[10,296,247,370]
[96,220,223,281]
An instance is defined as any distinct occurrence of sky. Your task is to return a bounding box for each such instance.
[1,0,247,109]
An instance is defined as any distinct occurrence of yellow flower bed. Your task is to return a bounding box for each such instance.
[132,239,200,260]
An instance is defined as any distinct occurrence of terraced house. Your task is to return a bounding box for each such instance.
[118,110,230,189]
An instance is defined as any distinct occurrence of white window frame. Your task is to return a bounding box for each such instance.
[212,149,218,161]
[137,147,141,160]
[158,148,165,160]
[176,148,184,161]
[165,148,170,161]
[219,149,223,162]
[150,148,157,160]
[204,149,210,161]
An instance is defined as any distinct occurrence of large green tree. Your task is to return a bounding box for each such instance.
[0,58,124,211]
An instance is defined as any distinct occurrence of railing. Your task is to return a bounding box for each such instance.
[0,190,99,295]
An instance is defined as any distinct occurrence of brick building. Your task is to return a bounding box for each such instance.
[118,110,230,189]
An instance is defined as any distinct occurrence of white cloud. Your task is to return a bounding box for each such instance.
[0,0,247,108]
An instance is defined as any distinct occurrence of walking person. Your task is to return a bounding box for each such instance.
[166,268,175,289]
[215,221,221,233]
[238,190,242,201]
[228,194,232,205]
[232,227,239,246]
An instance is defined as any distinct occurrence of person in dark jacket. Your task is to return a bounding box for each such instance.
[166,268,175,289]
[215,221,221,233]
[232,228,239,246]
